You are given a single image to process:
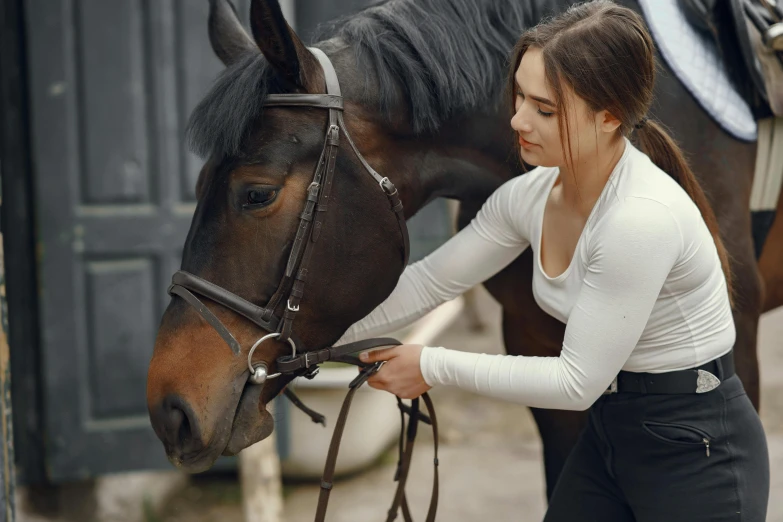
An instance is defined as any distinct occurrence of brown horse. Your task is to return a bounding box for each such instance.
[147,0,775,498]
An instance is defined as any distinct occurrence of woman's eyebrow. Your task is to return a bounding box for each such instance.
[529,95,555,107]
[515,82,556,107]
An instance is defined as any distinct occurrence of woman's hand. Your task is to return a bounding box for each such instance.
[359,344,432,399]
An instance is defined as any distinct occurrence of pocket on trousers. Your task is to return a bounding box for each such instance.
[641,420,713,448]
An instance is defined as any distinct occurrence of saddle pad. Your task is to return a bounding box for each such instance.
[639,0,757,142]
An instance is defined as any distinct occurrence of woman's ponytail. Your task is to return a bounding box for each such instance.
[634,120,734,306]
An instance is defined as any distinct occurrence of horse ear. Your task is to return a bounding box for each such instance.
[208,0,256,66]
[249,0,316,89]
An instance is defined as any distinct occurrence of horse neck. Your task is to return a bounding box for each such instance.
[328,0,575,216]
[410,110,522,212]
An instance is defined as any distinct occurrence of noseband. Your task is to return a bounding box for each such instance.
[165,47,437,522]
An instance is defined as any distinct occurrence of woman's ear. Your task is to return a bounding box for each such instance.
[598,109,622,134]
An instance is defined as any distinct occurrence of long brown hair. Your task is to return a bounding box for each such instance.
[507,0,733,304]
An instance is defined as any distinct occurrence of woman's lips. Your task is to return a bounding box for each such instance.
[519,136,537,149]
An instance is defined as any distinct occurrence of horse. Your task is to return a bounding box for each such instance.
[146,0,777,500]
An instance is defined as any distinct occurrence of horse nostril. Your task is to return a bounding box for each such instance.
[158,395,200,453]
[175,407,193,447]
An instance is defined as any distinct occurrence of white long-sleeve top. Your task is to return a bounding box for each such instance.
[338,139,734,411]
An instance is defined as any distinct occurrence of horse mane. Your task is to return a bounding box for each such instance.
[187,0,556,159]
[317,0,546,132]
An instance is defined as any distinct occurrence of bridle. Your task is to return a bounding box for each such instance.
[168,45,409,375]
[165,47,438,522]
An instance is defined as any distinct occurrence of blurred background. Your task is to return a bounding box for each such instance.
[0,0,781,521]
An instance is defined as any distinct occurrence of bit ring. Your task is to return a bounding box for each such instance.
[247,333,296,384]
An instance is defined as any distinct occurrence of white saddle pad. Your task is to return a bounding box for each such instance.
[639,0,758,142]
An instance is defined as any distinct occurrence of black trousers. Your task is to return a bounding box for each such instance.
[544,375,769,521]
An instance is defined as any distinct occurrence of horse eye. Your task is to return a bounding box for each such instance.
[243,187,279,209]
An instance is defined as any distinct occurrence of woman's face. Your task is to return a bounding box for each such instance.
[510,47,608,170]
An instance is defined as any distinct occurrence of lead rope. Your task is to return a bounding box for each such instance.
[388,394,438,522]
[310,361,439,522]
[313,362,378,522]
[386,397,419,521]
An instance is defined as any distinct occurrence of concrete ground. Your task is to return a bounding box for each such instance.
[147,286,783,522]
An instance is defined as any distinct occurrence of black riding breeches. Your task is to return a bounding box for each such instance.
[543,375,769,522]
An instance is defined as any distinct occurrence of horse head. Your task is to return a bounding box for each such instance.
[147,0,515,473]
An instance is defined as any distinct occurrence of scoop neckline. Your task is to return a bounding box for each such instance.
[536,139,631,282]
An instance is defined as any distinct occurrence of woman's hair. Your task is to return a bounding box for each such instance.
[507,0,733,304]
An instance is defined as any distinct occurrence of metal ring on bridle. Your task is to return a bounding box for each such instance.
[247,333,296,384]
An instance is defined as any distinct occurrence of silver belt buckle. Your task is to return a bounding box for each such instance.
[603,376,618,395]
[695,370,721,393]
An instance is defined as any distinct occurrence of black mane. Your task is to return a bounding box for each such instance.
[318,0,553,131]
[188,0,559,158]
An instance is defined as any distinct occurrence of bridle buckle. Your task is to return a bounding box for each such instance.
[303,364,320,380]
[327,124,340,145]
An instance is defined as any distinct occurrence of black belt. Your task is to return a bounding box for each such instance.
[604,351,735,395]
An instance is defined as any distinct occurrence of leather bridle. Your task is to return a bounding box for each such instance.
[165,47,437,522]
[168,46,409,372]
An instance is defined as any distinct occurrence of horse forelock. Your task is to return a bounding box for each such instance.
[186,52,274,160]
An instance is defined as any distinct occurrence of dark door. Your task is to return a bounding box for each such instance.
[24,0,251,481]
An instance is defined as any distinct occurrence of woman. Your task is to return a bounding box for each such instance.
[338,1,770,520]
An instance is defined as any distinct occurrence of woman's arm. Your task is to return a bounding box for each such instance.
[421,198,683,410]
[337,177,532,344]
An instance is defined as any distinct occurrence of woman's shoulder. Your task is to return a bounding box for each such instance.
[611,144,701,221]
[486,166,558,223]
[589,194,685,266]
[471,166,557,246]
[495,165,559,203]
[591,145,703,253]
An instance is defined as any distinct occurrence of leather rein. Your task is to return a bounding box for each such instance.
[166,47,438,522]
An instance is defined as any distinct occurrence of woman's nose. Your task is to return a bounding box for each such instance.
[510,108,533,133]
